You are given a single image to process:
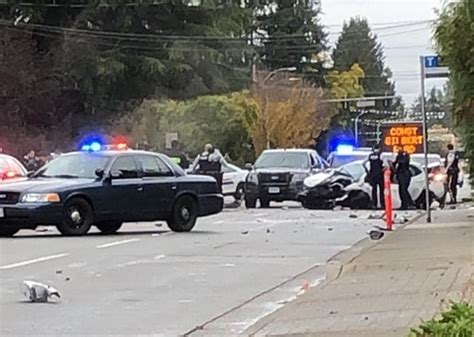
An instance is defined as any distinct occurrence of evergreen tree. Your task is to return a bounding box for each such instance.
[255,0,329,86]
[332,17,394,96]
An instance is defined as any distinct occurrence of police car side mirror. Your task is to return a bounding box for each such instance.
[245,163,253,171]
[95,169,105,179]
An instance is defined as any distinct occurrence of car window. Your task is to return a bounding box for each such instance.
[136,155,174,177]
[7,159,26,176]
[339,162,366,181]
[35,153,110,179]
[0,158,8,173]
[255,152,309,169]
[111,156,139,179]
[409,165,422,177]
[154,157,174,177]
[222,163,234,173]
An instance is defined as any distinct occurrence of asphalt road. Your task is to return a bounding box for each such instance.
[0,194,469,336]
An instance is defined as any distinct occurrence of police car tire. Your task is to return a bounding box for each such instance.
[234,183,245,201]
[167,196,198,232]
[57,198,94,236]
[0,226,19,237]
[96,222,122,234]
[259,198,270,208]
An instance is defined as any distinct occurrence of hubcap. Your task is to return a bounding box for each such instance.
[70,210,82,225]
[181,207,190,221]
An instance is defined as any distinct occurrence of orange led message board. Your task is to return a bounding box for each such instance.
[381,122,423,154]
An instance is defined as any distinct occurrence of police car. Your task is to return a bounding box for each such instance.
[0,154,27,183]
[0,143,223,237]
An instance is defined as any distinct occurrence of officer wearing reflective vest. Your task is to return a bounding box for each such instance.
[363,145,385,209]
[191,143,224,192]
[164,140,189,170]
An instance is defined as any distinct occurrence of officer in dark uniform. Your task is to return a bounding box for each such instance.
[445,144,460,204]
[191,143,223,192]
[164,140,189,170]
[394,149,414,210]
[363,145,385,209]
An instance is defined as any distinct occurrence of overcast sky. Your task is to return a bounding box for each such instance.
[321,0,450,105]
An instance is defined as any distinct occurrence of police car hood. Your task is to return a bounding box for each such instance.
[0,178,95,193]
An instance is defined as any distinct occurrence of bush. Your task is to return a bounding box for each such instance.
[408,301,474,337]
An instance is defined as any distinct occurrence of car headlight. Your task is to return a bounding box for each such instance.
[291,173,309,184]
[21,193,61,203]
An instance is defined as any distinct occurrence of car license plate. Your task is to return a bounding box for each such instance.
[268,187,280,194]
[0,208,4,218]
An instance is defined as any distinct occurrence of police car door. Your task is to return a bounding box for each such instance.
[108,156,145,221]
[135,155,177,219]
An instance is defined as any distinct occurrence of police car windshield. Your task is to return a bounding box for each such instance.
[35,153,110,179]
[255,152,309,169]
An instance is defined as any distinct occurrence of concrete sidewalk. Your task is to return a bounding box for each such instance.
[244,207,473,337]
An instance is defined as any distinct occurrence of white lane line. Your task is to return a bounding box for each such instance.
[0,253,70,270]
[96,238,140,249]
[154,254,166,260]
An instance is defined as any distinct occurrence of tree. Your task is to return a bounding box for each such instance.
[1,1,256,134]
[435,0,474,171]
[409,86,453,129]
[332,17,394,98]
[314,63,365,155]
[111,92,256,164]
[250,81,330,154]
[0,27,75,156]
[255,0,329,86]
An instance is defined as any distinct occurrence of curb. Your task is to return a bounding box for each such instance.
[244,212,425,335]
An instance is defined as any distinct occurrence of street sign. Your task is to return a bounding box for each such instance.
[423,55,450,78]
[380,122,424,154]
[356,100,375,108]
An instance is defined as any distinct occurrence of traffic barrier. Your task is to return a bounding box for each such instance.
[384,168,393,230]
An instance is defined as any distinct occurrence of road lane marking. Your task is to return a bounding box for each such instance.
[96,238,140,249]
[154,254,166,260]
[0,253,70,270]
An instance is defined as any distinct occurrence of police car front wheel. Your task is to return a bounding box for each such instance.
[57,198,94,236]
[167,195,198,232]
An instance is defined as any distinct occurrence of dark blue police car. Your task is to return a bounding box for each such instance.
[0,147,223,237]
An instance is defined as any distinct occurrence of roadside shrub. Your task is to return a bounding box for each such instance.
[408,301,474,337]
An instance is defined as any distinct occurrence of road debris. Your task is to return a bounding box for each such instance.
[349,214,358,219]
[55,270,63,274]
[368,213,383,220]
[241,230,249,235]
[20,280,60,303]
[266,228,271,233]
[65,277,70,282]
[368,230,384,240]
[327,227,334,231]
[301,280,310,290]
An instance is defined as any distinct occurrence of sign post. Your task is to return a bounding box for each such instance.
[419,55,449,223]
[420,56,431,223]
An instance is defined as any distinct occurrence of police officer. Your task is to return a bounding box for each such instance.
[445,144,460,204]
[23,150,42,172]
[363,145,385,209]
[191,143,224,192]
[164,140,189,170]
[394,149,415,210]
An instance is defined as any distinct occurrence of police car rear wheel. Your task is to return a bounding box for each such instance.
[57,198,93,236]
[0,226,19,237]
[96,222,122,235]
[167,196,197,232]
